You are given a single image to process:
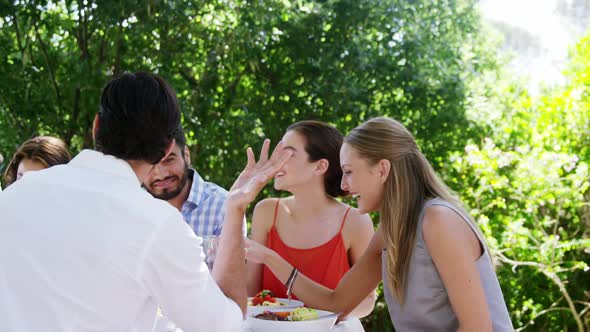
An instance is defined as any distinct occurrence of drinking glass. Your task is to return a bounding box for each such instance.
[202,235,219,270]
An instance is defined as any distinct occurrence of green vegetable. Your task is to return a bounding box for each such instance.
[289,307,319,321]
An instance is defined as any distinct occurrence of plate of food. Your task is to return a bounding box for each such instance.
[247,290,304,315]
[247,307,339,332]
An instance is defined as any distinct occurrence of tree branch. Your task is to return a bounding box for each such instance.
[65,85,81,146]
[497,253,585,331]
[33,21,62,103]
[76,0,90,62]
[496,252,545,271]
[542,271,585,332]
[515,307,571,332]
[223,66,249,111]
[113,22,123,75]
[13,12,35,66]
[98,30,107,64]
[12,13,23,53]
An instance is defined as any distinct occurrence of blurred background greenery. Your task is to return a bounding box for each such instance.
[0,1,588,330]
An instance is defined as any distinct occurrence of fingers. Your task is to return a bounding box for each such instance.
[245,238,256,247]
[246,147,255,169]
[258,139,271,164]
[275,148,293,168]
[245,151,290,192]
[231,139,291,203]
[245,238,266,251]
[261,149,293,179]
[244,239,260,262]
[269,140,284,162]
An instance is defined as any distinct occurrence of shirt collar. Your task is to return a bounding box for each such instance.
[185,168,205,207]
[68,150,141,186]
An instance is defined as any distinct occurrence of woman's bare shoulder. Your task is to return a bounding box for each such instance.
[254,197,280,212]
[252,198,281,230]
[342,205,373,229]
[341,204,374,246]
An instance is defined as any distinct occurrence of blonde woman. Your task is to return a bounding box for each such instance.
[246,117,513,331]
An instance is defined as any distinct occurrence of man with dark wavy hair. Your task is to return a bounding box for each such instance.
[0,72,250,331]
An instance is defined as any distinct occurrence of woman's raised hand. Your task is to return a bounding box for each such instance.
[225,139,292,213]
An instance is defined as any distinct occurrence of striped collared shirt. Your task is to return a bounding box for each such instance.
[181,169,247,236]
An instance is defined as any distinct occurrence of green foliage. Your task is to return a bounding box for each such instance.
[0,0,484,189]
[443,31,590,331]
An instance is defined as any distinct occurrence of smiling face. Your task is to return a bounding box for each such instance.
[143,144,190,201]
[273,130,323,192]
[340,143,386,213]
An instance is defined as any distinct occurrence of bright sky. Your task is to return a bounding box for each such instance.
[479,0,588,90]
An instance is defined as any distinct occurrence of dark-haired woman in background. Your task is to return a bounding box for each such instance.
[246,120,376,318]
[3,136,71,187]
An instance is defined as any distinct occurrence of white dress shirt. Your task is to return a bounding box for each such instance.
[0,150,242,332]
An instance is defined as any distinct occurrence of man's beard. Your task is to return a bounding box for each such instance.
[149,163,190,201]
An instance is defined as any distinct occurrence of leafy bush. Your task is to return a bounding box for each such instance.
[442,32,590,331]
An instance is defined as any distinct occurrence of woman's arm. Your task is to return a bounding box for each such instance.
[345,211,377,318]
[245,199,276,296]
[216,139,292,315]
[422,206,493,332]
[247,226,385,316]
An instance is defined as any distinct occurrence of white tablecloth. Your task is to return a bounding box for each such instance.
[241,316,364,332]
[155,315,365,332]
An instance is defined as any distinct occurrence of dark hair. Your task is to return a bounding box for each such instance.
[173,125,187,151]
[3,136,72,186]
[287,120,346,197]
[95,72,181,164]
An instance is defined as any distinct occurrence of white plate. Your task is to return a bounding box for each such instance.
[246,307,338,332]
[246,297,304,315]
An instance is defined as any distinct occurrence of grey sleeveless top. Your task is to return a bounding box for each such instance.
[382,198,513,331]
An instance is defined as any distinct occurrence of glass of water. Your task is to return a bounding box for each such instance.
[202,235,219,270]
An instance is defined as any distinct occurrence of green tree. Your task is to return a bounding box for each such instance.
[444,31,590,331]
[0,0,485,190]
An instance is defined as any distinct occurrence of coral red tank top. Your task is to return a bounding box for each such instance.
[261,199,351,299]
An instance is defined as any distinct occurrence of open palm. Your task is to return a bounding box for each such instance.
[226,139,292,211]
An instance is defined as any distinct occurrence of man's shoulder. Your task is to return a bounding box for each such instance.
[197,177,229,201]
[2,164,183,231]
[133,190,182,222]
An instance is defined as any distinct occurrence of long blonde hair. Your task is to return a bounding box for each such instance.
[345,117,478,304]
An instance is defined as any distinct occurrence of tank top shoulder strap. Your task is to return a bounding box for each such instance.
[420,197,488,255]
[339,207,352,233]
[272,198,281,227]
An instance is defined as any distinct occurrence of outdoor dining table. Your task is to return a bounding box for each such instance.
[155,314,366,332]
[240,316,365,332]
